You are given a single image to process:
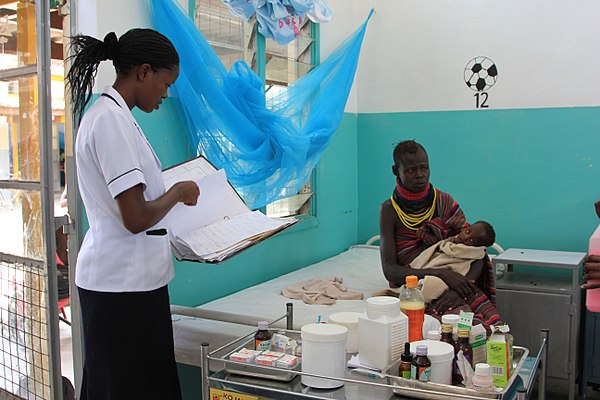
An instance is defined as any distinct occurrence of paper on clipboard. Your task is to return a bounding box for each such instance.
[163,156,299,263]
[166,169,249,238]
[177,211,296,261]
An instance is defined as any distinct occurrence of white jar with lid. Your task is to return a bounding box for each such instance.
[425,329,441,341]
[328,312,360,353]
[410,340,454,384]
[301,323,348,388]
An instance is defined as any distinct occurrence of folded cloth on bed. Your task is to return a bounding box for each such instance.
[281,276,364,305]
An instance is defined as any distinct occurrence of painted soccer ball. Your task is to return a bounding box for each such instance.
[464,57,498,92]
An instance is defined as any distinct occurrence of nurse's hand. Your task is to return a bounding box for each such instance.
[175,181,200,206]
[583,254,600,290]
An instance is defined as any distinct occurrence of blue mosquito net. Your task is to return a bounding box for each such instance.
[150,0,372,209]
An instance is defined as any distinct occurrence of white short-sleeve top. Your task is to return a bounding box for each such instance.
[75,86,174,292]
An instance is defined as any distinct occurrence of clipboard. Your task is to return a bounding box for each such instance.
[163,155,299,263]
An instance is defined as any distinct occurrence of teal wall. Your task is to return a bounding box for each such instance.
[137,103,600,299]
[136,104,359,307]
[357,107,600,253]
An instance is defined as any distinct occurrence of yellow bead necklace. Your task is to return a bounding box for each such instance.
[390,189,437,230]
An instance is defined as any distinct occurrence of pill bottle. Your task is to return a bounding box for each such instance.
[472,363,495,392]
[255,321,272,351]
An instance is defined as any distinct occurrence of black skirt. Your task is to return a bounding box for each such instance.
[78,285,182,400]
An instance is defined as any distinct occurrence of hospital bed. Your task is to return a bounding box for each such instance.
[170,239,548,399]
[171,239,384,366]
[171,236,506,365]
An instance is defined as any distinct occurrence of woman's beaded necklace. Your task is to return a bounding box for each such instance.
[390,179,436,230]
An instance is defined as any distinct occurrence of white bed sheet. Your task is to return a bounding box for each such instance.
[172,245,387,366]
[197,245,386,328]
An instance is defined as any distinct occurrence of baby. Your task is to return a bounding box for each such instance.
[409,221,495,303]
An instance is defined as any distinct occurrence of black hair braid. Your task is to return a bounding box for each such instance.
[65,34,107,124]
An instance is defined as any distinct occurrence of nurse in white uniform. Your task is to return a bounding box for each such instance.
[66,29,200,400]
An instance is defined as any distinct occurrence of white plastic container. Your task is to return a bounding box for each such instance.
[471,363,495,392]
[425,330,441,341]
[410,339,454,384]
[358,296,408,371]
[301,323,348,388]
[328,312,360,353]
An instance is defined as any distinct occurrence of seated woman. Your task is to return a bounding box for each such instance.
[378,140,502,330]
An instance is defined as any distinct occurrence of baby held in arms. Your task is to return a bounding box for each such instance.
[409,221,495,303]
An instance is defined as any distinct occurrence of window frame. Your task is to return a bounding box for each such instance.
[192,0,320,219]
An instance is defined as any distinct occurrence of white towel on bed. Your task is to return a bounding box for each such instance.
[281,276,364,305]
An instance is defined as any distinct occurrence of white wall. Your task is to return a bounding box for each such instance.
[320,0,359,113]
[77,0,188,91]
[324,0,600,113]
[78,0,600,113]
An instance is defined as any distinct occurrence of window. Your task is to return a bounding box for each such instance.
[194,0,318,218]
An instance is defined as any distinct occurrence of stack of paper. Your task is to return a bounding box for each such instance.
[163,156,298,263]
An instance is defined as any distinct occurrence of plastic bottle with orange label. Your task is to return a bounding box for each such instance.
[400,275,425,342]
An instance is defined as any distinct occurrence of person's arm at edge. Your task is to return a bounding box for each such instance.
[116,181,199,234]
[582,199,600,289]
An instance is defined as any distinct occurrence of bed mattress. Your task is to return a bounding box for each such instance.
[196,245,385,328]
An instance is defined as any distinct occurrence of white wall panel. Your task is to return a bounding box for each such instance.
[324,0,600,112]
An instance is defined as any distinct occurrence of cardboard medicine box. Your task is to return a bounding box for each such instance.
[486,332,513,387]
[469,324,487,366]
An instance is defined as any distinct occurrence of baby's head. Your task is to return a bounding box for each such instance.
[455,221,495,247]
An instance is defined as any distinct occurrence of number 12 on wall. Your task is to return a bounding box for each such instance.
[474,92,489,108]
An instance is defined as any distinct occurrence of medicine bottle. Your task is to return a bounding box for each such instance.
[457,328,473,368]
[472,363,495,392]
[255,321,272,351]
[410,345,431,381]
[441,314,459,339]
[440,323,461,384]
[399,342,413,379]
[399,275,425,342]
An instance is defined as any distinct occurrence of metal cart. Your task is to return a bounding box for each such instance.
[198,304,549,400]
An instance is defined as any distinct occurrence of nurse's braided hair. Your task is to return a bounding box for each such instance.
[66,28,179,123]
